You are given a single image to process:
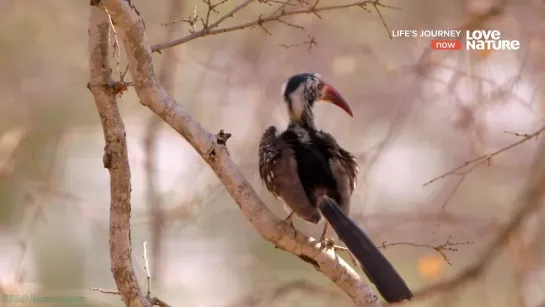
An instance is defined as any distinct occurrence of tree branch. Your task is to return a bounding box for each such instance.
[152,0,376,52]
[88,7,150,307]
[96,0,382,306]
[423,125,545,187]
[414,140,545,300]
[378,239,474,266]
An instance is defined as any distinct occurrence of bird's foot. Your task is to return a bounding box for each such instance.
[315,238,360,267]
[316,241,359,267]
[318,237,343,251]
[318,225,335,250]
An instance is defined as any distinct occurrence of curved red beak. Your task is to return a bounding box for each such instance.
[319,83,353,117]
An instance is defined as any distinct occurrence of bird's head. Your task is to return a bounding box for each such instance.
[281,73,352,126]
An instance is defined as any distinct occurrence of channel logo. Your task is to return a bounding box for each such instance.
[430,40,461,50]
[392,29,520,51]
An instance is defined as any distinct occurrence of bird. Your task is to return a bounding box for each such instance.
[258,73,413,303]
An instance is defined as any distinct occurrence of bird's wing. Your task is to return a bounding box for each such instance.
[258,126,321,224]
[317,131,359,213]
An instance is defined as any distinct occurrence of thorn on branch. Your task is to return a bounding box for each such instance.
[216,129,232,145]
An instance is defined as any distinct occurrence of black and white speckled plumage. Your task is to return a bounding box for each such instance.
[259,72,358,220]
[258,73,413,303]
[258,125,358,224]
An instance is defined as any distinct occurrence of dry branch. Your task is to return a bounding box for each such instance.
[423,125,545,187]
[152,0,377,52]
[379,239,474,266]
[88,7,150,307]
[414,140,545,300]
[93,0,382,306]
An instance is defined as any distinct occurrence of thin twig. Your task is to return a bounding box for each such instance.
[89,287,121,295]
[152,0,378,52]
[372,1,392,39]
[163,0,256,32]
[143,241,151,298]
[414,141,545,299]
[379,239,474,265]
[103,7,121,77]
[275,18,317,50]
[423,126,545,187]
[206,0,256,29]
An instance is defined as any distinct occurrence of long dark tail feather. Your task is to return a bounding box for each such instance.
[318,197,413,303]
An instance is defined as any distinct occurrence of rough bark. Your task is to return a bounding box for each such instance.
[91,0,382,306]
[88,6,151,307]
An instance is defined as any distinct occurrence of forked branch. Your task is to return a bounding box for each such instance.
[91,0,382,306]
[152,0,381,52]
[88,7,151,307]
[414,142,545,299]
[423,126,545,187]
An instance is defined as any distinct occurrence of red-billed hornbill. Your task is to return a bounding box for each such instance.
[258,73,412,303]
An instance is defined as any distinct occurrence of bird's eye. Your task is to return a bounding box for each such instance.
[317,83,324,90]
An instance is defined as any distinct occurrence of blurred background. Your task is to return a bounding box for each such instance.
[1,0,545,306]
